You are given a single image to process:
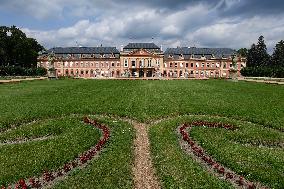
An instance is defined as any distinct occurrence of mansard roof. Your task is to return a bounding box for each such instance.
[164,47,236,57]
[45,47,119,54]
[124,43,160,49]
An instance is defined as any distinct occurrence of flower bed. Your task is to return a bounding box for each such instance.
[1,116,110,189]
[179,121,269,189]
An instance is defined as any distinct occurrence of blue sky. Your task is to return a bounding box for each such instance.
[1,0,284,52]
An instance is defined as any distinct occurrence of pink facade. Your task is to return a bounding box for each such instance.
[37,44,246,79]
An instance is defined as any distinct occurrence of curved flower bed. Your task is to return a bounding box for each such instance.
[179,121,269,189]
[1,116,110,189]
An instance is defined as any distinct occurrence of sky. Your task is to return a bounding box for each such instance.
[0,0,284,52]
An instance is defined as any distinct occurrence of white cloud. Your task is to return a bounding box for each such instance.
[17,1,284,52]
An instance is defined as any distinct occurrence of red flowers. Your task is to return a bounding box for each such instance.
[179,121,263,189]
[4,117,111,189]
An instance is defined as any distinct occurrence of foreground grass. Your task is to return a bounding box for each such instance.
[0,79,283,188]
[149,115,284,189]
[0,116,101,186]
[53,116,134,189]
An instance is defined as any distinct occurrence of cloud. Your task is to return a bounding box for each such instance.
[9,0,284,52]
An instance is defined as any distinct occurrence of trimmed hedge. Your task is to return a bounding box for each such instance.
[240,66,284,78]
[0,66,47,76]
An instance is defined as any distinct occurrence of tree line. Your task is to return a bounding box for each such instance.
[239,36,284,78]
[0,26,46,76]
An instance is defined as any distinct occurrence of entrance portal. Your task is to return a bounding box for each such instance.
[139,70,144,77]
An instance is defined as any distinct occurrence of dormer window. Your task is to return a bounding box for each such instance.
[180,54,184,59]
[169,54,173,58]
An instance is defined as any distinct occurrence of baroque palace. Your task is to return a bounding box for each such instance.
[37,43,246,79]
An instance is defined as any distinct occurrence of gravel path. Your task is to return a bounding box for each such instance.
[131,121,161,189]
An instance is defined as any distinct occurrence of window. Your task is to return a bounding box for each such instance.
[157,59,160,66]
[81,63,84,67]
[132,60,136,67]
[186,63,189,67]
[180,63,183,68]
[86,70,89,74]
[211,63,215,67]
[71,70,74,75]
[106,63,109,68]
[191,63,193,67]
[175,63,178,68]
[96,63,99,67]
[148,60,151,67]
[124,59,128,67]
[101,63,104,67]
[75,62,79,67]
[190,70,194,74]
[206,63,210,67]
[65,70,68,75]
[81,70,84,74]
[112,62,115,67]
[223,63,227,68]
[117,63,120,67]
[170,63,173,67]
[201,63,204,67]
[196,63,199,68]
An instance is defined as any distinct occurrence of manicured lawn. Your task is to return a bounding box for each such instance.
[0,116,101,186]
[149,115,283,189]
[0,79,283,188]
[53,116,134,189]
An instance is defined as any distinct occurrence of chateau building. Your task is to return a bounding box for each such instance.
[37,43,246,79]
[120,43,163,77]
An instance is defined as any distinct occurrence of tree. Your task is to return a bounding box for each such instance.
[246,36,270,68]
[237,48,248,57]
[246,44,258,67]
[271,40,284,67]
[0,25,44,68]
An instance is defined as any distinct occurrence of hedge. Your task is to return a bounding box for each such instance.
[0,66,47,76]
[240,66,284,78]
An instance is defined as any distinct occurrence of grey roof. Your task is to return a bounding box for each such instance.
[45,47,119,54]
[165,47,236,57]
[124,43,160,49]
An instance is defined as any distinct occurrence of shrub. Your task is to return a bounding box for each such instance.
[0,66,47,76]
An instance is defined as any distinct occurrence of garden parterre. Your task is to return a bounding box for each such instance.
[0,79,283,188]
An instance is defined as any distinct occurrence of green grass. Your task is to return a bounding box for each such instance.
[0,79,283,188]
[149,115,284,189]
[0,79,283,130]
[53,116,134,189]
[0,116,101,186]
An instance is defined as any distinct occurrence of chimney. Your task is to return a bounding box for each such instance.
[120,45,124,51]
[160,45,163,51]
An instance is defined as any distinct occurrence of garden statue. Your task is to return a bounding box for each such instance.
[229,54,238,81]
[47,51,57,79]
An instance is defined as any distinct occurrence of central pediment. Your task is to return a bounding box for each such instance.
[128,49,154,56]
